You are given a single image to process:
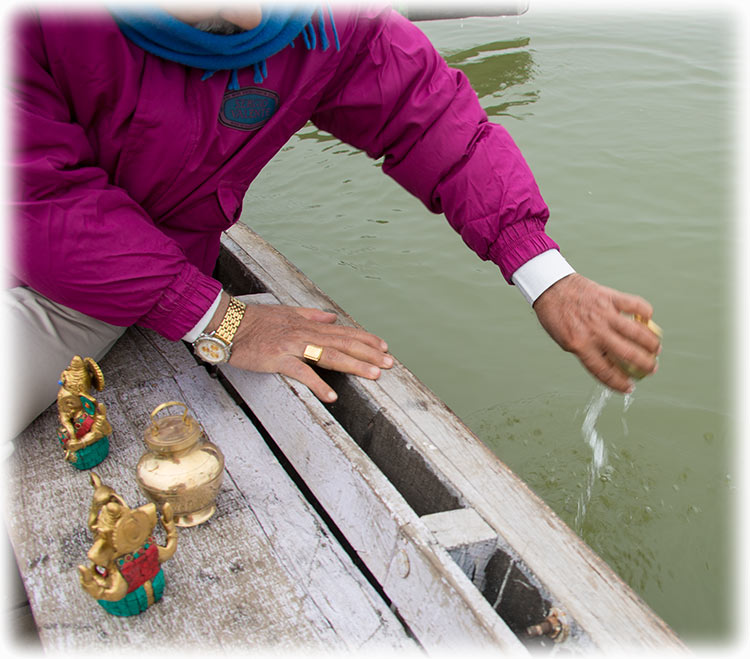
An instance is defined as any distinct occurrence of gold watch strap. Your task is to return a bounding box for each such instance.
[214,297,246,345]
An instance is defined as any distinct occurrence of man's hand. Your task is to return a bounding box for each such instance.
[209,293,393,403]
[533,274,661,393]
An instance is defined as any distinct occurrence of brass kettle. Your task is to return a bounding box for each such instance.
[136,402,224,527]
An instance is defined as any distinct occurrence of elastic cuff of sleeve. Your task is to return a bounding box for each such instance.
[137,265,222,341]
[511,250,576,305]
[182,290,223,343]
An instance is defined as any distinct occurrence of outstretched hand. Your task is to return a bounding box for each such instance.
[213,294,393,403]
[533,274,661,393]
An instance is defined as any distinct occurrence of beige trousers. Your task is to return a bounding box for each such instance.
[3,287,127,444]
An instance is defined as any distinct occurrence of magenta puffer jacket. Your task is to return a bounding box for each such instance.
[10,5,557,340]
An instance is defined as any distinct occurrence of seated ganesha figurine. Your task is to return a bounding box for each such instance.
[56,356,111,469]
[78,473,178,616]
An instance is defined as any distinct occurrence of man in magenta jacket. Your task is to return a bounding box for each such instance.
[7,5,660,438]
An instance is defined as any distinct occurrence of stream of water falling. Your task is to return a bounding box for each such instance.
[575,385,638,534]
[575,385,611,533]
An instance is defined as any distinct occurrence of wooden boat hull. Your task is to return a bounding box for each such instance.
[215,223,686,652]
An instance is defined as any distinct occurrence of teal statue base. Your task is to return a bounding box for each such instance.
[97,569,165,617]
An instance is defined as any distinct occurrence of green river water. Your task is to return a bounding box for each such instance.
[241,5,739,645]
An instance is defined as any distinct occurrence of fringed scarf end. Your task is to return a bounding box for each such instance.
[195,6,340,88]
[245,8,339,85]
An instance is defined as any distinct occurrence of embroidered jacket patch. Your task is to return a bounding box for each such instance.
[220,87,279,131]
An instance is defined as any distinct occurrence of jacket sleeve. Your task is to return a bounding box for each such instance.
[10,14,221,341]
[311,7,559,282]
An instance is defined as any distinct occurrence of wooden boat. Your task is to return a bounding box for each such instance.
[401,2,530,22]
[7,222,686,653]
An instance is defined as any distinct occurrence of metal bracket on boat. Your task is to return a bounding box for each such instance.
[526,608,569,643]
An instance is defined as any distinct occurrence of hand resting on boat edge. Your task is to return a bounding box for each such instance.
[206,292,393,403]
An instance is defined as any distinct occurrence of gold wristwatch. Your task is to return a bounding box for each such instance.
[192,296,247,365]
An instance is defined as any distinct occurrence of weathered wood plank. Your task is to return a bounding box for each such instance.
[173,364,413,650]
[421,508,498,593]
[219,347,526,653]
[221,222,686,651]
[7,327,414,652]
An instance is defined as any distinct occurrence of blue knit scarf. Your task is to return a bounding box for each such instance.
[110,5,339,90]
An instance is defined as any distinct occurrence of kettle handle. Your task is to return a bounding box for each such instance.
[150,401,190,425]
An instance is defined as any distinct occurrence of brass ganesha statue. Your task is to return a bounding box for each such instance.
[56,356,111,469]
[78,473,177,616]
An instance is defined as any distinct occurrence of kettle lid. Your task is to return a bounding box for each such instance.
[144,401,202,452]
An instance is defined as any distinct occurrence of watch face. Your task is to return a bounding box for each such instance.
[194,336,229,365]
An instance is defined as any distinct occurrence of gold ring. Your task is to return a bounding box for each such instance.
[303,344,323,363]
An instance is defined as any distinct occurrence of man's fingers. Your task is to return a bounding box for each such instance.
[611,313,662,355]
[578,348,634,394]
[601,321,659,377]
[305,333,393,370]
[305,344,387,380]
[295,307,338,324]
[332,325,389,353]
[611,290,653,320]
[225,303,395,403]
[280,356,339,403]
[293,307,389,352]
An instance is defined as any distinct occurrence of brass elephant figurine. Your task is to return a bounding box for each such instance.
[78,473,177,616]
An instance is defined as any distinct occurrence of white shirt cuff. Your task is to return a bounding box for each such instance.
[181,290,223,343]
[511,250,576,305]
